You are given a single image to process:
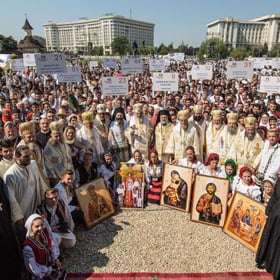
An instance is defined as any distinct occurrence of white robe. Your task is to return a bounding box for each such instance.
[4,160,48,222]
[231,177,261,201]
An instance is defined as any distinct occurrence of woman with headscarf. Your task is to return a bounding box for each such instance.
[231,166,261,201]
[22,214,65,280]
[224,159,237,187]
[201,153,226,178]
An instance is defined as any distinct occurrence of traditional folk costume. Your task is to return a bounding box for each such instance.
[178,158,204,174]
[125,104,153,159]
[44,121,74,184]
[23,214,63,280]
[165,110,200,160]
[4,160,48,223]
[76,111,104,164]
[205,110,225,158]
[154,110,173,162]
[145,160,163,204]
[229,117,264,168]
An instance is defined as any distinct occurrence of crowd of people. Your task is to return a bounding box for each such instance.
[1,56,280,279]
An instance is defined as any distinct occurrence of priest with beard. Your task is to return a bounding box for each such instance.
[189,105,207,161]
[154,109,173,162]
[205,109,225,159]
[219,112,244,165]
[229,116,264,168]
[256,178,280,280]
[108,108,130,164]
[76,111,104,164]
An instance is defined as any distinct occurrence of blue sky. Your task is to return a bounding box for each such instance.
[1,0,280,47]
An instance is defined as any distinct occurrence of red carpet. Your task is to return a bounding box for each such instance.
[67,272,272,280]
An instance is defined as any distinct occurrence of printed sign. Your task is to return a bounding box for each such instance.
[149,59,166,72]
[102,76,129,96]
[35,53,66,75]
[168,52,185,62]
[103,58,118,69]
[56,66,82,83]
[259,76,280,93]
[11,59,25,72]
[121,57,144,75]
[226,61,254,80]
[152,72,179,92]
[23,53,37,67]
[89,60,98,69]
[191,65,213,80]
[0,54,11,68]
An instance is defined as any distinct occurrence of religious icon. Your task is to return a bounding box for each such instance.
[191,174,229,227]
[75,178,115,228]
[118,163,145,209]
[161,164,193,212]
[223,192,266,252]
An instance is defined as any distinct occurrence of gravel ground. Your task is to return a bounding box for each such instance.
[64,204,259,273]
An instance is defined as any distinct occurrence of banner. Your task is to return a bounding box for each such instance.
[89,60,98,69]
[23,53,37,67]
[0,54,11,68]
[121,57,144,75]
[152,72,179,92]
[103,58,118,69]
[168,52,185,62]
[226,61,254,80]
[56,66,82,83]
[35,53,66,75]
[259,76,280,93]
[149,59,165,72]
[102,76,128,96]
[11,59,25,72]
[191,65,213,80]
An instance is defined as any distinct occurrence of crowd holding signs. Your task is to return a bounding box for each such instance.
[1,50,280,279]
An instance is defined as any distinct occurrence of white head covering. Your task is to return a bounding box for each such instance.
[25,214,42,238]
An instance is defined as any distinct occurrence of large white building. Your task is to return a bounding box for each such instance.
[207,14,280,50]
[43,14,154,54]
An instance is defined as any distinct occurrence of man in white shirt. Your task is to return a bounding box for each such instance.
[254,129,280,184]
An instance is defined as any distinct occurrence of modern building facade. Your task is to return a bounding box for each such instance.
[43,14,154,54]
[207,14,280,50]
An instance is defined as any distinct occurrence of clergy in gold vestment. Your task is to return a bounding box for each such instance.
[205,110,225,158]
[125,103,153,159]
[165,110,200,160]
[219,112,244,165]
[229,116,264,168]
[154,109,173,162]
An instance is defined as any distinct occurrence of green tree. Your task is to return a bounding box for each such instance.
[0,35,17,53]
[91,46,103,56]
[269,44,280,57]
[111,36,130,55]
[198,38,229,60]
[230,47,249,60]
[157,43,169,55]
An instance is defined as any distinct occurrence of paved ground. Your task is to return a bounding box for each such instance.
[64,204,259,273]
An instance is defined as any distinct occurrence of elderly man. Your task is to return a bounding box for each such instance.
[205,110,225,158]
[154,109,173,162]
[94,104,110,152]
[229,116,264,168]
[3,121,19,147]
[190,105,207,161]
[254,129,280,184]
[44,121,74,186]
[219,112,244,165]
[76,111,104,164]
[125,103,153,159]
[4,145,48,236]
[166,110,200,161]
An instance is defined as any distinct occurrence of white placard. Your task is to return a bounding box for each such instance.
[23,53,37,67]
[121,57,144,75]
[271,58,280,69]
[103,58,118,69]
[260,76,280,93]
[152,72,179,92]
[56,66,82,83]
[0,54,11,68]
[35,53,66,75]
[89,60,98,69]
[191,65,213,80]
[11,59,25,72]
[226,61,254,80]
[102,76,128,96]
[168,52,185,62]
[149,59,165,72]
